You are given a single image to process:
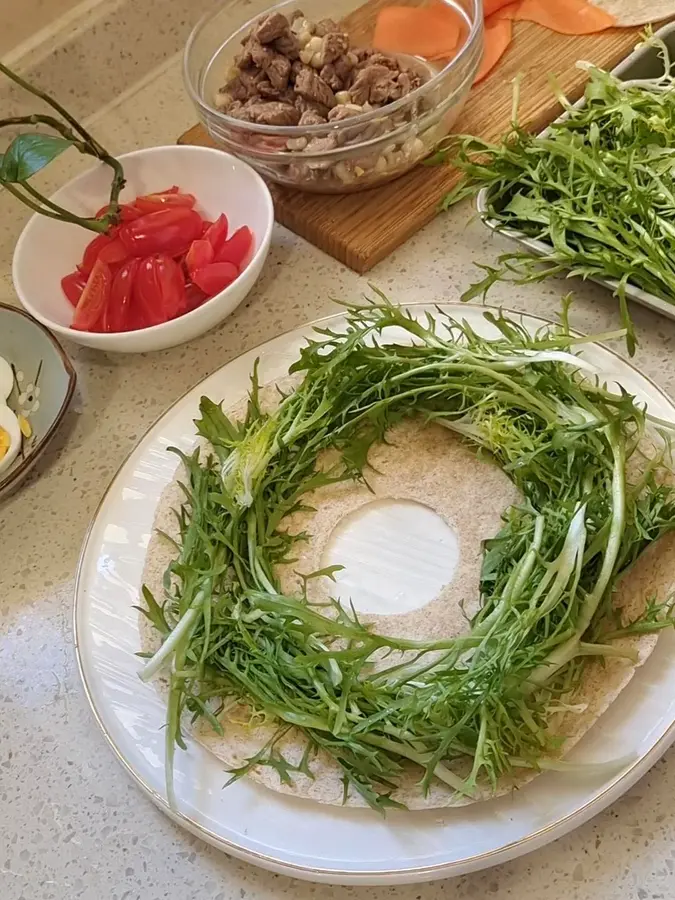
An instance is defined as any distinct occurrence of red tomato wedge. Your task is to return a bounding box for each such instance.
[61,270,88,307]
[119,207,203,258]
[134,255,185,326]
[373,4,461,60]
[97,236,130,267]
[185,239,215,277]
[495,0,615,33]
[80,233,114,275]
[192,262,239,296]
[72,259,113,332]
[157,256,189,319]
[216,226,253,268]
[65,186,254,333]
[202,214,229,255]
[134,191,197,213]
[103,259,140,333]
[475,14,513,83]
[184,282,209,312]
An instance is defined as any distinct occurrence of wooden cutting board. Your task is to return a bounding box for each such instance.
[179,20,647,272]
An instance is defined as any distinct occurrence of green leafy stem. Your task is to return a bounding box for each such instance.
[0,61,125,233]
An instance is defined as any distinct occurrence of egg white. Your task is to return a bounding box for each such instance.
[0,355,14,403]
[0,403,22,476]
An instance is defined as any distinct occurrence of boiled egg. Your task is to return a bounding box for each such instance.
[0,356,21,476]
[0,355,13,402]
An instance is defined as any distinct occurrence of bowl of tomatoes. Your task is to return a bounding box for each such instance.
[12,145,274,353]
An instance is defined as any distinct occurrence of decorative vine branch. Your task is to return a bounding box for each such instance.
[0,61,125,233]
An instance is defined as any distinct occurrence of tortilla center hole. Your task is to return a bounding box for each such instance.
[321,499,460,616]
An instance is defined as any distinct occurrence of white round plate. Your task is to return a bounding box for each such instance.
[75,305,675,885]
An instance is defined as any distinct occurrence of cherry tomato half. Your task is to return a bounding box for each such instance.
[134,254,185,326]
[103,258,140,333]
[134,191,196,214]
[202,214,229,256]
[215,226,253,269]
[119,207,203,258]
[72,259,112,332]
[192,261,238,296]
[185,239,214,277]
[61,270,88,306]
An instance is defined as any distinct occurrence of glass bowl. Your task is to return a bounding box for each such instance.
[184,0,482,193]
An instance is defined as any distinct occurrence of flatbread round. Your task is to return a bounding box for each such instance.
[276,417,520,643]
[139,380,675,808]
[591,0,675,25]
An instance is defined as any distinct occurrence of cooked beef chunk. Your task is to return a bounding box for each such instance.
[321,31,349,63]
[327,105,361,122]
[273,33,300,59]
[224,67,266,101]
[314,18,339,37]
[319,63,342,92]
[333,53,355,84]
[299,108,327,126]
[349,64,392,105]
[253,13,289,44]
[240,101,301,125]
[294,95,330,118]
[294,64,336,108]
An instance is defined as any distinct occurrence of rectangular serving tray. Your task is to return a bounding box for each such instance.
[476,20,675,323]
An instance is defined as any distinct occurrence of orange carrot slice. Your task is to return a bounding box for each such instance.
[490,1,522,18]
[374,0,615,84]
[474,14,513,84]
[483,0,519,15]
[373,4,461,59]
[498,0,615,34]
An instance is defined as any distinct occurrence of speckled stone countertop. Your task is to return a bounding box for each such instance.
[2,18,675,900]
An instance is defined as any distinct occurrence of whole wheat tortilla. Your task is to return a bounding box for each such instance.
[591,0,675,25]
[139,380,675,808]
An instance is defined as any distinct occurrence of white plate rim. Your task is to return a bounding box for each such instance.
[73,302,675,884]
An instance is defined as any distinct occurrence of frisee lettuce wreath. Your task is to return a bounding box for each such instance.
[139,302,675,811]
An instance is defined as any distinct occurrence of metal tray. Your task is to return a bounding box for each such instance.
[476,20,675,323]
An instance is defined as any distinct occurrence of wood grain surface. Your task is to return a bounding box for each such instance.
[179,20,649,272]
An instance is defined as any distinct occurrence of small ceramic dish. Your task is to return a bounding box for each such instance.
[0,304,76,501]
[12,145,274,353]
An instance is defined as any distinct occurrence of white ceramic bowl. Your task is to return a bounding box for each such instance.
[12,146,274,353]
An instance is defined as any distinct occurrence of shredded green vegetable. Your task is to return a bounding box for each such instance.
[139,298,675,812]
[431,31,675,356]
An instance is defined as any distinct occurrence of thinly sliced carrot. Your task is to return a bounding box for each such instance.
[483,0,519,15]
[491,1,522,18]
[497,0,615,34]
[373,4,461,59]
[374,0,615,83]
[474,14,513,84]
